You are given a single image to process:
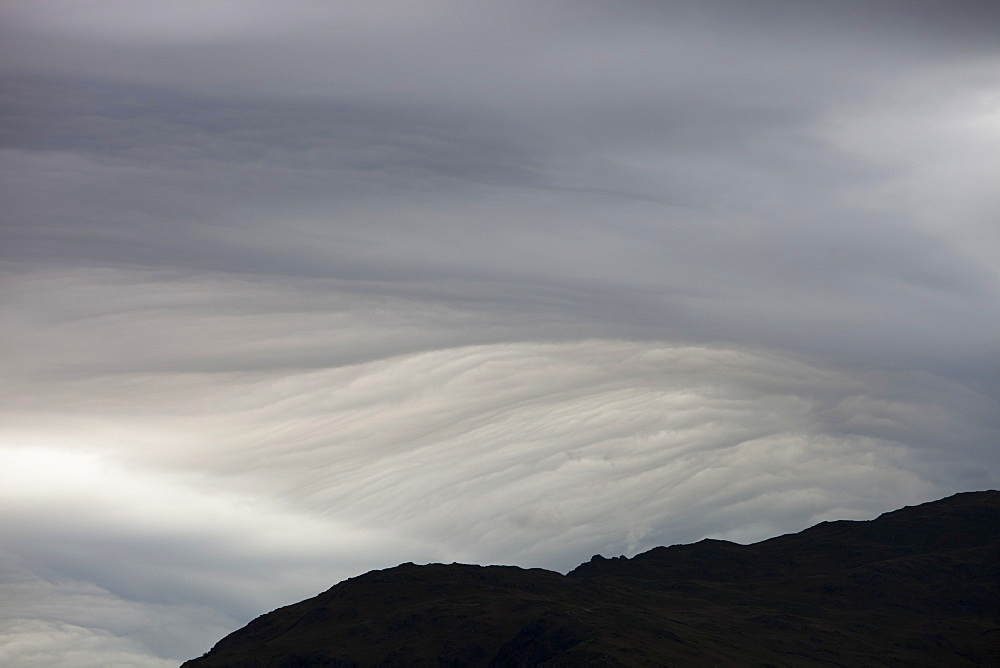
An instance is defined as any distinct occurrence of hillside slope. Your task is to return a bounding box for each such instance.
[184,490,1000,667]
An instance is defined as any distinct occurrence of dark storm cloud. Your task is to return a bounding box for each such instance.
[1,1,998,665]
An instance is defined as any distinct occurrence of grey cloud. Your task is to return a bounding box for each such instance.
[0,554,222,667]
[7,234,999,653]
[2,2,999,665]
[0,574,266,668]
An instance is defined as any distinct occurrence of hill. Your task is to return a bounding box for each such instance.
[183,490,999,666]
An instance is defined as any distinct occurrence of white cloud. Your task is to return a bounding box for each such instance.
[3,267,995,664]
[1,2,999,664]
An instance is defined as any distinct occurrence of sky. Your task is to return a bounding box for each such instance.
[0,0,998,665]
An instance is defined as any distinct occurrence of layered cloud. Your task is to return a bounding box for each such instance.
[1,0,998,665]
[2,268,997,663]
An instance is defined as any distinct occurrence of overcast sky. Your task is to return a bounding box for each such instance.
[1,1,998,665]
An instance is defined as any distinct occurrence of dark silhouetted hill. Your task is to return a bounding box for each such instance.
[183,490,999,667]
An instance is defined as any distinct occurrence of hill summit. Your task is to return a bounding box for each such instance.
[184,490,999,666]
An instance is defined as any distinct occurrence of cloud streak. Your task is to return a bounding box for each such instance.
[1,1,998,664]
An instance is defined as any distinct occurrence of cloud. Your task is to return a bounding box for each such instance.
[0,442,432,664]
[1,1,998,665]
[0,550,224,668]
[1,270,996,664]
[3,270,997,558]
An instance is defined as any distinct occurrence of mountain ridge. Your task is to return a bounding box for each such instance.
[184,490,999,667]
